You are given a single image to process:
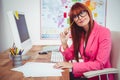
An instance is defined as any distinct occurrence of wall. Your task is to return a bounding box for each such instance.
[0,0,120,52]
[0,0,14,52]
[106,0,120,31]
[0,0,40,52]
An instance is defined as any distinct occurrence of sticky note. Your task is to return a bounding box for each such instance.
[14,11,19,20]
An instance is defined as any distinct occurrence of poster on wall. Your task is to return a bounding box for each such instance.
[40,0,107,39]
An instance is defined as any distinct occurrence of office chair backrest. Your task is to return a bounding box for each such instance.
[110,31,120,80]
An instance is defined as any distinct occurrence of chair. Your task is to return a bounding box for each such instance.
[83,31,120,80]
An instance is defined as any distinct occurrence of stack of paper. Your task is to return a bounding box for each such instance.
[11,62,63,77]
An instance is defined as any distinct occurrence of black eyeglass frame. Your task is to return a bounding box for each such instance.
[73,10,87,20]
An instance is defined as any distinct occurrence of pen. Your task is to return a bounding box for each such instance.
[18,49,21,55]
[68,21,74,29]
[21,49,24,55]
[15,47,18,55]
[19,49,24,55]
[12,43,15,49]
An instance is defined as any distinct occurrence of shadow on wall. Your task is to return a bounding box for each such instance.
[0,0,4,53]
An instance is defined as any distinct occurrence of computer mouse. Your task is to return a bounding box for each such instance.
[38,51,48,54]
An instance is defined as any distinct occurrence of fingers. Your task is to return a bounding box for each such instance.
[60,27,70,36]
[60,32,69,40]
[53,62,62,69]
[64,27,70,34]
[54,62,73,69]
[60,33,68,44]
[54,62,70,69]
[60,31,67,37]
[60,27,70,39]
[60,28,70,47]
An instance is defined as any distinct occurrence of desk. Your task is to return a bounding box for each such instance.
[0,45,69,80]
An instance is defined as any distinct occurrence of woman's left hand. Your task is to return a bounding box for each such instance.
[53,62,73,69]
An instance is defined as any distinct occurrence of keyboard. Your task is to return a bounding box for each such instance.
[42,45,60,52]
[51,51,64,62]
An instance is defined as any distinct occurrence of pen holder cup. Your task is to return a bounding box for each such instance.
[12,55,22,67]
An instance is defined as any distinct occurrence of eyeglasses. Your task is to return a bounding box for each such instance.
[73,10,87,21]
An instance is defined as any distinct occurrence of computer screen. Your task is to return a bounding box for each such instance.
[14,14,30,43]
[8,11,32,55]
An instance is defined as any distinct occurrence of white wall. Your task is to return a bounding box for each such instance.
[106,0,120,31]
[0,0,14,52]
[0,0,41,52]
[0,0,120,52]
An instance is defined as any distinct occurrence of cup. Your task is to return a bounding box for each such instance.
[12,55,22,67]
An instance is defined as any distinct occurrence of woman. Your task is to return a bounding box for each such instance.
[54,2,113,80]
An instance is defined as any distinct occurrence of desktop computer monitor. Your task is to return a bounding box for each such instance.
[7,11,32,55]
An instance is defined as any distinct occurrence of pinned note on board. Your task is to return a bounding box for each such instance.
[14,11,19,20]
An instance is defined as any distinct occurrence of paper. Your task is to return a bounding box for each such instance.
[11,62,63,77]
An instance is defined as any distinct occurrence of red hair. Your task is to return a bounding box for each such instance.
[69,2,94,62]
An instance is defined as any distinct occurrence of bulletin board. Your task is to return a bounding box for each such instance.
[40,0,107,39]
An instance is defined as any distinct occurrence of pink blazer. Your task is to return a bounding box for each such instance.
[60,21,114,80]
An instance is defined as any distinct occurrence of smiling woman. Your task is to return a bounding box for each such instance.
[54,2,114,80]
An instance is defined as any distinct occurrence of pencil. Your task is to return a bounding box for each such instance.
[68,21,74,29]
[64,21,74,35]
[9,48,14,55]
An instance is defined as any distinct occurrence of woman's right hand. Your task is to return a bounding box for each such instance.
[60,28,70,50]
